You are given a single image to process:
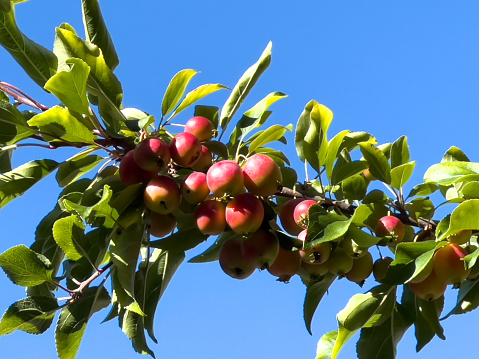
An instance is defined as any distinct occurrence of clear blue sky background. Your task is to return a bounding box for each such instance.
[1,1,479,358]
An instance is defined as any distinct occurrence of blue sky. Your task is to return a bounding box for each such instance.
[1,1,479,358]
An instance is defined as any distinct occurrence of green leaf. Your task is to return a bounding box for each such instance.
[359,142,391,184]
[435,199,479,240]
[82,0,119,71]
[356,304,413,359]
[142,249,185,342]
[315,330,338,359]
[110,223,144,301]
[119,308,155,358]
[304,273,337,334]
[248,124,292,155]
[0,296,59,336]
[55,286,110,359]
[407,182,439,198]
[331,160,368,186]
[52,215,89,261]
[28,106,96,144]
[390,136,410,169]
[56,153,103,188]
[0,4,57,87]
[441,146,470,163]
[442,279,479,318]
[351,203,389,230]
[170,83,228,118]
[188,231,238,263]
[10,144,63,189]
[194,105,219,128]
[340,174,368,201]
[325,130,351,181]
[161,69,198,117]
[0,101,33,144]
[306,205,351,245]
[0,245,53,286]
[220,42,272,130]
[44,58,91,116]
[390,161,416,190]
[424,161,479,185]
[150,227,208,252]
[0,148,12,173]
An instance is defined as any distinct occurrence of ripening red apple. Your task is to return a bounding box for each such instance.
[169,132,202,168]
[180,172,210,204]
[375,215,405,247]
[447,230,473,245]
[298,229,331,264]
[293,200,317,229]
[345,251,373,286]
[119,150,155,186]
[190,145,213,172]
[267,246,302,282]
[184,116,215,141]
[206,160,245,197]
[194,200,226,235]
[219,237,255,280]
[241,229,279,270]
[134,137,171,173]
[279,198,304,236]
[225,193,264,235]
[409,269,447,301]
[144,175,181,214]
[433,243,471,286]
[149,212,177,238]
[362,168,376,182]
[242,154,282,197]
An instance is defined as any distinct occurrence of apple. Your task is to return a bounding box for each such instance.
[241,229,279,270]
[327,248,354,276]
[206,160,245,197]
[169,132,202,168]
[119,150,155,186]
[133,137,170,173]
[372,257,394,283]
[433,243,471,286]
[375,215,405,247]
[144,175,181,214]
[184,116,215,141]
[194,200,226,235]
[267,246,302,282]
[242,154,282,196]
[345,251,373,286]
[225,193,264,235]
[298,229,331,264]
[149,212,177,238]
[409,270,447,301]
[293,199,317,229]
[190,145,213,172]
[219,237,255,280]
[180,172,210,204]
[279,198,304,236]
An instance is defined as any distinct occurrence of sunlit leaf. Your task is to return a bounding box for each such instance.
[162,69,198,117]
[315,330,338,359]
[424,161,479,185]
[170,83,228,118]
[248,124,292,155]
[390,161,415,190]
[390,136,409,169]
[359,142,391,184]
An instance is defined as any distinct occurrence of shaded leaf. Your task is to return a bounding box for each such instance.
[150,227,208,251]
[119,308,155,358]
[441,146,470,163]
[304,273,337,334]
[359,142,391,184]
[390,136,410,169]
[52,215,88,261]
[56,153,103,188]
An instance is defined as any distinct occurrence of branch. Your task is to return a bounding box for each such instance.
[0,82,49,111]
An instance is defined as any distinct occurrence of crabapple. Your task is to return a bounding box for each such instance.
[279,198,304,236]
[267,246,302,282]
[206,160,245,197]
[219,237,255,280]
[144,175,181,214]
[184,116,215,141]
[119,150,155,186]
[327,248,354,276]
[149,212,177,238]
[298,229,331,264]
[190,145,213,172]
[409,270,447,301]
[242,154,282,196]
[241,229,279,270]
[180,172,210,204]
[433,243,471,286]
[225,193,264,235]
[134,137,170,173]
[345,251,373,286]
[373,257,394,283]
[194,200,226,235]
[375,215,405,247]
[293,200,317,229]
[447,230,473,245]
[169,132,202,168]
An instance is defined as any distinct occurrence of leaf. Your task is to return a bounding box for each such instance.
[351,203,389,230]
[150,227,208,252]
[248,124,292,155]
[390,136,410,169]
[442,279,479,318]
[220,42,272,130]
[82,0,119,71]
[0,101,33,143]
[119,309,155,358]
[424,161,479,185]
[161,69,198,117]
[306,205,351,245]
[331,160,369,186]
[315,330,338,359]
[435,199,479,240]
[56,154,103,188]
[44,58,91,116]
[52,215,89,261]
[304,273,337,334]
[170,83,228,118]
[188,231,238,263]
[407,182,439,198]
[390,161,416,190]
[441,146,470,163]
[359,142,391,184]
[55,286,110,359]
[142,249,185,342]
[325,130,351,182]
[356,304,413,359]
[0,296,59,336]
[28,106,96,144]
[0,245,53,287]
[194,105,219,128]
[0,4,57,87]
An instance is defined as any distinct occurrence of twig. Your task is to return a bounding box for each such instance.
[0,82,49,111]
